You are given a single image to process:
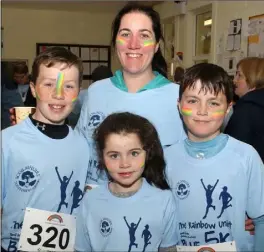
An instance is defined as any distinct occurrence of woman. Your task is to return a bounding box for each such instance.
[225,57,264,162]
[76,3,186,184]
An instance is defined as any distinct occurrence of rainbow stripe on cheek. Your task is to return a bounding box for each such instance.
[212,110,225,118]
[140,162,145,168]
[72,97,78,103]
[116,37,126,46]
[181,107,193,116]
[56,72,64,96]
[143,40,155,47]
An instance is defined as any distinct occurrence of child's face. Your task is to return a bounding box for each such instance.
[179,80,232,142]
[30,63,80,125]
[103,133,146,191]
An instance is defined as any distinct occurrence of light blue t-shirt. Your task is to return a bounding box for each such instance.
[75,179,178,251]
[1,118,90,251]
[164,136,264,251]
[76,76,186,184]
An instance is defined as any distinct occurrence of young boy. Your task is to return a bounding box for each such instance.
[165,63,264,251]
[1,47,90,252]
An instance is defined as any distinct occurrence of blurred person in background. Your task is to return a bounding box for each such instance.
[225,57,264,162]
[13,62,30,103]
[1,62,23,129]
[174,66,184,85]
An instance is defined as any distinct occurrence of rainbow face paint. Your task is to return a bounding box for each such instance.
[72,97,78,103]
[181,107,193,116]
[56,72,64,96]
[143,39,155,47]
[116,37,126,46]
[211,110,225,118]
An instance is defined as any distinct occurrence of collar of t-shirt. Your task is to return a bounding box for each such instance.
[29,114,69,139]
[110,70,171,92]
[184,133,229,159]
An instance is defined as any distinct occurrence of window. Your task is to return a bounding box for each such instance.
[192,6,212,65]
[196,11,212,56]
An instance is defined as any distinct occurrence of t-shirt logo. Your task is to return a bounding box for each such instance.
[15,166,40,192]
[176,180,190,200]
[100,218,112,237]
[88,112,105,130]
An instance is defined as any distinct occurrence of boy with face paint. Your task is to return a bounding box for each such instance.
[165,63,264,251]
[1,47,90,252]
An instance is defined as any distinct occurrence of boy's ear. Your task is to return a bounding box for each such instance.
[178,100,182,115]
[30,82,37,98]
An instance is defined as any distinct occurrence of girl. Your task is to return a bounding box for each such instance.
[75,112,178,252]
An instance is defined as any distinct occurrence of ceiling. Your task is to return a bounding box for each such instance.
[3,1,164,13]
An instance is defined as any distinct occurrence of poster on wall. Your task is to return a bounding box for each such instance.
[226,19,242,51]
[248,14,264,58]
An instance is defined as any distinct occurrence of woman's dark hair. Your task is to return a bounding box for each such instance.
[93,112,170,190]
[180,63,233,104]
[111,3,168,77]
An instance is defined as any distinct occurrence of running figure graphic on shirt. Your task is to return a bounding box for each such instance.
[201,179,219,219]
[55,167,73,212]
[124,216,142,252]
[70,180,83,214]
[142,224,152,252]
[217,186,233,218]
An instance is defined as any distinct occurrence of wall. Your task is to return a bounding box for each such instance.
[155,1,264,68]
[2,7,121,73]
[213,1,264,64]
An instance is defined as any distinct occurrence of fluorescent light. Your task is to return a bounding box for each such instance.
[204,19,212,26]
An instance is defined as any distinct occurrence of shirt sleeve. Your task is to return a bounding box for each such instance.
[246,146,264,219]
[1,133,11,206]
[74,193,92,252]
[160,192,179,248]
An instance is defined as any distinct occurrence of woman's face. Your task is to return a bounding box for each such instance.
[233,66,250,97]
[115,12,159,76]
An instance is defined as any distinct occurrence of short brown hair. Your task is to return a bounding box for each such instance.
[237,57,264,89]
[180,63,233,104]
[31,47,83,85]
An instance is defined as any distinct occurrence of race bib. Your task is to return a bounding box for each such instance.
[18,208,76,252]
[177,241,237,252]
